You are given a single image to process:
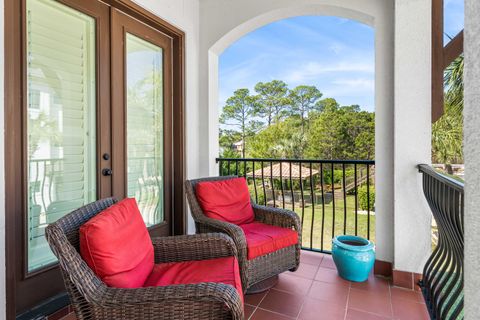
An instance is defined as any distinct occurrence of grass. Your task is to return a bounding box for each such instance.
[277,195,376,252]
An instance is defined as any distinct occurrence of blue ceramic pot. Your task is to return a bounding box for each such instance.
[332,235,375,282]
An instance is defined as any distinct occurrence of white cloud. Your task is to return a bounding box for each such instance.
[282,61,374,84]
[332,78,374,90]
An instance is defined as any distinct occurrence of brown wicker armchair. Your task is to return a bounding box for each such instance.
[45,198,244,320]
[185,176,302,292]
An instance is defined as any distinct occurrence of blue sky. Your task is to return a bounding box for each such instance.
[219,3,464,114]
[444,0,464,43]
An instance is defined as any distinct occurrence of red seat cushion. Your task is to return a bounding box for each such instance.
[144,256,243,302]
[196,177,255,225]
[80,198,154,288]
[240,222,298,260]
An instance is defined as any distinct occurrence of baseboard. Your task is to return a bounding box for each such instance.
[374,260,392,277]
[392,269,423,291]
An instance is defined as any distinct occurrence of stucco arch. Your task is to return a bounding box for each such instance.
[198,0,394,263]
[209,4,374,56]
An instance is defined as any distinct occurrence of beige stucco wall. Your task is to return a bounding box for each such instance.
[392,0,432,273]
[464,0,480,318]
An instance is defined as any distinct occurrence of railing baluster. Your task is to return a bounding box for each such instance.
[309,163,315,250]
[243,160,247,178]
[218,159,223,176]
[320,163,325,251]
[354,163,358,236]
[299,162,305,226]
[261,161,267,206]
[270,161,276,208]
[289,162,294,212]
[279,162,285,209]
[331,163,335,239]
[252,161,258,204]
[342,163,347,235]
[367,164,370,240]
[235,160,239,176]
[227,160,231,175]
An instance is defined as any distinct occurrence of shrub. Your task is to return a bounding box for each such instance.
[248,183,265,205]
[358,185,375,211]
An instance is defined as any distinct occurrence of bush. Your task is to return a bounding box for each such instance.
[248,183,265,205]
[358,185,375,211]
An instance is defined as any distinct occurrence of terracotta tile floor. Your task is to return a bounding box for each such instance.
[244,251,430,320]
[60,250,430,320]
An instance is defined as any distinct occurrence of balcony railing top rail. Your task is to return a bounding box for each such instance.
[418,163,464,192]
[217,157,375,165]
[418,164,464,320]
[216,157,375,253]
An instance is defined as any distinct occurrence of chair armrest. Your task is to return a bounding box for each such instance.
[151,233,237,264]
[252,204,302,234]
[95,282,244,320]
[193,217,247,257]
[193,216,248,288]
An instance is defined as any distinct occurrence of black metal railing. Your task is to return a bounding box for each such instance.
[418,164,464,320]
[216,157,375,253]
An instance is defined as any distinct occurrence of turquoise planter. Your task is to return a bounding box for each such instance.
[332,235,375,282]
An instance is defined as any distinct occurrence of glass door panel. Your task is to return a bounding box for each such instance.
[126,33,164,226]
[26,0,97,272]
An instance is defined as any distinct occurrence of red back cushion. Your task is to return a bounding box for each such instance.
[196,177,255,225]
[79,198,154,288]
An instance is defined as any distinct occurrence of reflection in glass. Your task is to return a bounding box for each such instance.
[26,0,96,271]
[126,33,164,226]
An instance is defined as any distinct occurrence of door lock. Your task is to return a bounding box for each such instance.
[102,168,113,176]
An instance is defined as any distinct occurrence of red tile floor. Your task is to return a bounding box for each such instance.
[243,251,430,320]
[59,250,429,320]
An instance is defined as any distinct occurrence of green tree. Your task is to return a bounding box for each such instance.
[432,55,464,172]
[254,80,290,126]
[220,89,259,157]
[247,117,301,158]
[306,105,374,160]
[288,85,323,133]
[219,129,242,150]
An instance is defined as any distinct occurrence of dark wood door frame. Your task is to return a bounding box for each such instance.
[4,0,185,317]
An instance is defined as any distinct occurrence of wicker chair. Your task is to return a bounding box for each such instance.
[185,176,302,292]
[45,198,244,320]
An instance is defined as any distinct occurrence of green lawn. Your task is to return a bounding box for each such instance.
[283,195,375,252]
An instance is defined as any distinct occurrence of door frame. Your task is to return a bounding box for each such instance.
[4,0,185,317]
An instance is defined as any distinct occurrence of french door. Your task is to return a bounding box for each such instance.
[111,9,173,237]
[5,0,182,317]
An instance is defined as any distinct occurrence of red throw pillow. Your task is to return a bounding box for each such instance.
[80,198,154,288]
[196,177,255,225]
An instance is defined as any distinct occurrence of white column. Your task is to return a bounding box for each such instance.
[373,0,395,264]
[464,0,480,317]
[393,0,432,273]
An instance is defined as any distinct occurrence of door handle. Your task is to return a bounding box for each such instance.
[102,168,113,176]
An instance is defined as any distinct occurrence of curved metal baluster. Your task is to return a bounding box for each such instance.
[279,162,285,209]
[252,161,258,203]
[309,163,315,250]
